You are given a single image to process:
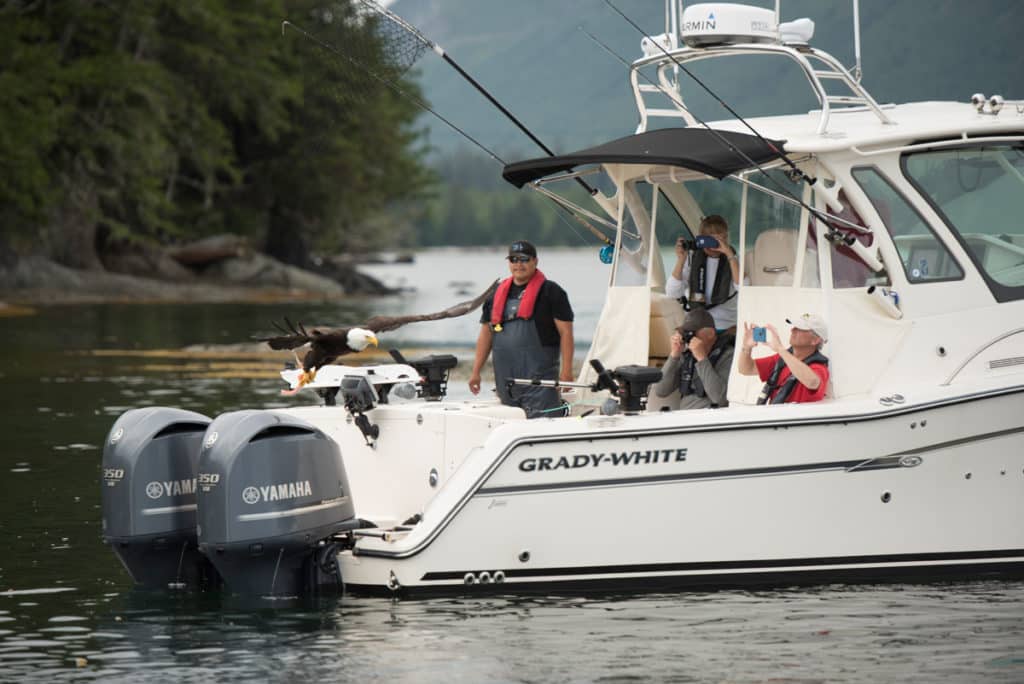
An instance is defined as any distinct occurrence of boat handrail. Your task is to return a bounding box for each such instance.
[630,43,894,135]
[851,134,1024,158]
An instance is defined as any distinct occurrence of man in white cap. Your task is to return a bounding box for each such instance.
[737,313,829,404]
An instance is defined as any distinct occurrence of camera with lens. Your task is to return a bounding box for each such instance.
[682,329,696,344]
[677,234,720,251]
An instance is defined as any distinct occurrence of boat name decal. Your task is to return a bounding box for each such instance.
[241,480,313,505]
[518,449,687,472]
[145,478,196,499]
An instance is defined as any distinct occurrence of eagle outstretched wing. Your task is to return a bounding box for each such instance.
[362,278,499,333]
[259,278,499,369]
[262,319,308,351]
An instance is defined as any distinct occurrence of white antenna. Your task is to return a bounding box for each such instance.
[670,0,679,48]
[852,0,863,82]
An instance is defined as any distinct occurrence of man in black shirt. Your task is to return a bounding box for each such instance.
[469,240,574,418]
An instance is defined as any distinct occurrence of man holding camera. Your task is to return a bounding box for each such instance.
[653,308,734,409]
[737,314,830,404]
[666,214,740,332]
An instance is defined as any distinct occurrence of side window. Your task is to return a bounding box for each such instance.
[851,166,964,283]
[903,145,1024,301]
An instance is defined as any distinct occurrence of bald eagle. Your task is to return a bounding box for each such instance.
[262,279,499,391]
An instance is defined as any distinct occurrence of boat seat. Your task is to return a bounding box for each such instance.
[646,292,684,412]
[748,229,798,286]
[648,291,684,364]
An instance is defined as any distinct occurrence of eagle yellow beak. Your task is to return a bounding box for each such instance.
[368,335,379,347]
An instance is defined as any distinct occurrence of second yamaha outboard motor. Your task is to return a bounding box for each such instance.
[101,408,217,589]
[196,410,359,596]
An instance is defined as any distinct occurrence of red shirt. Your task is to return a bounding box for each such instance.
[755,353,829,403]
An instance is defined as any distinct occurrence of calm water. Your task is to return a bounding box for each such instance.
[2,248,1022,682]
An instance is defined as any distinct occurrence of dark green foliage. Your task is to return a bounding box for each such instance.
[0,0,430,268]
[411,150,593,247]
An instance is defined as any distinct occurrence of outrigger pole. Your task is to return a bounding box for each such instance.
[281,18,613,247]
[355,0,598,198]
[282,20,501,166]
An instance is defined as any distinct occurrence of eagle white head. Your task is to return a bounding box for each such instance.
[347,327,379,352]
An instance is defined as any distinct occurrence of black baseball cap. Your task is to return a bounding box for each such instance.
[679,308,715,333]
[508,240,537,259]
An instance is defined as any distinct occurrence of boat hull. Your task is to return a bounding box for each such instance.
[338,385,1024,594]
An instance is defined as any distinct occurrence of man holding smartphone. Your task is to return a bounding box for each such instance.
[736,314,830,404]
[666,214,740,332]
[653,308,734,409]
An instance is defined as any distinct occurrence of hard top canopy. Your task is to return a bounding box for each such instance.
[502,127,786,188]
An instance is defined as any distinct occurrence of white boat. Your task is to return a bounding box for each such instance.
[101,1,1024,595]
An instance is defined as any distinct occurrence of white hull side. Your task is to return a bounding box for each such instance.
[340,386,1024,593]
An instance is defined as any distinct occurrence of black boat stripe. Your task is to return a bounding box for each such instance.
[892,424,1024,456]
[347,561,1024,596]
[353,385,1024,560]
[420,549,1024,581]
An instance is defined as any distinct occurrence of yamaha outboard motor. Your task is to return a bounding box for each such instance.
[101,408,217,589]
[196,410,358,596]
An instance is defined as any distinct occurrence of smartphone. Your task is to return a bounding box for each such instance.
[694,235,719,249]
[752,326,767,343]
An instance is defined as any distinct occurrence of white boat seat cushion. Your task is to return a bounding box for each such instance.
[748,228,798,286]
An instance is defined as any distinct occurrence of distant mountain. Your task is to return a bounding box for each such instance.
[390,0,1024,158]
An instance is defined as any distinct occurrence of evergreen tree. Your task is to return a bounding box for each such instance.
[0,0,431,271]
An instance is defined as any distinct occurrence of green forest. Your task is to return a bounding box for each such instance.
[0,0,431,273]
[3,0,1021,280]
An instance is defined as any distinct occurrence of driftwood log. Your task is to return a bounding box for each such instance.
[167,234,250,266]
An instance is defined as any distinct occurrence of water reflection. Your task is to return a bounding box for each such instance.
[1,584,1022,682]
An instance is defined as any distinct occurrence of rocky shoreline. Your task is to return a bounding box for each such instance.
[0,250,396,307]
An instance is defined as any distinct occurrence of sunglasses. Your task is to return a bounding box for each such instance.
[507,255,532,263]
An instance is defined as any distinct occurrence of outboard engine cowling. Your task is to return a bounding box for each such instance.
[196,410,358,596]
[101,407,216,589]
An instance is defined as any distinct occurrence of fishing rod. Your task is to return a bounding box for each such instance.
[591,5,880,265]
[355,0,597,197]
[281,20,612,247]
[282,21,501,166]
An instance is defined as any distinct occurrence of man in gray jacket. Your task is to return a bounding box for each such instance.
[653,308,734,409]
